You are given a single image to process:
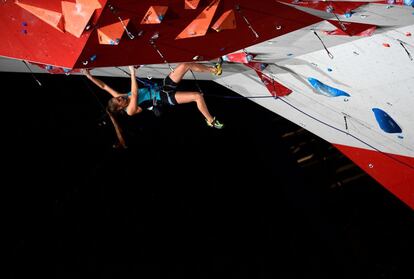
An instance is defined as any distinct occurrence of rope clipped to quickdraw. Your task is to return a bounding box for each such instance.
[149,32,174,72]
[107,4,135,39]
[115,66,154,87]
[189,72,276,100]
[235,4,259,39]
[326,4,347,32]
[313,31,334,59]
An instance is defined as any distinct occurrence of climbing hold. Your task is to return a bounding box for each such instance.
[211,10,236,32]
[308,78,351,97]
[403,0,413,6]
[90,54,97,61]
[259,63,267,70]
[344,11,353,18]
[372,108,402,133]
[406,32,412,37]
[222,52,254,63]
[383,43,391,47]
[140,6,168,24]
[327,68,333,72]
[185,0,201,9]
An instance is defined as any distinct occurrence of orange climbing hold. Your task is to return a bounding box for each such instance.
[141,6,168,24]
[76,0,102,10]
[211,10,236,32]
[185,0,201,9]
[176,0,221,39]
[15,1,64,32]
[61,1,96,38]
[97,19,130,45]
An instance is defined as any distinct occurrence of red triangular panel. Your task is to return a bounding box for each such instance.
[334,144,414,209]
[326,20,376,37]
[279,0,369,15]
[246,62,292,97]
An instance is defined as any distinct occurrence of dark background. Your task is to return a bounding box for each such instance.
[3,72,413,279]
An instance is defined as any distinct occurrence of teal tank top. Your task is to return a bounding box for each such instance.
[127,87,161,109]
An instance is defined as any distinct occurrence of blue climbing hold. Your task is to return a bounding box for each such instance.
[308,78,350,97]
[372,108,402,133]
[403,0,413,6]
[260,63,268,70]
[90,54,97,61]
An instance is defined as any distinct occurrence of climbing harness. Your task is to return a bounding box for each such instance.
[116,66,163,116]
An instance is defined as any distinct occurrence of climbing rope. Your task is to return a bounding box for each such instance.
[187,60,413,169]
[108,4,135,39]
[149,32,174,73]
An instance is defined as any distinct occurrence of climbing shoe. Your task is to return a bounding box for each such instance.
[213,62,222,76]
[206,117,224,129]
